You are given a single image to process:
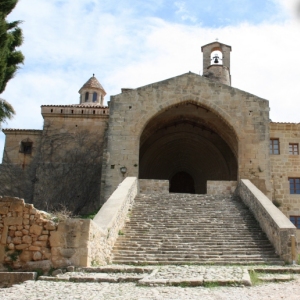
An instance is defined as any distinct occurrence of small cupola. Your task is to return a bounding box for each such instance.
[78,74,106,105]
[201,41,232,86]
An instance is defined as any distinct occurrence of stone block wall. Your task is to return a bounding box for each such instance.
[139,179,169,194]
[49,219,106,268]
[269,123,300,212]
[0,196,56,270]
[207,181,237,195]
[270,123,300,243]
[102,72,271,202]
[236,179,298,262]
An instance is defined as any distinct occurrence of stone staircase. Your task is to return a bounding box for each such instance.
[112,193,284,265]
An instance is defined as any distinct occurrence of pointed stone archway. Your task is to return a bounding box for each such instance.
[139,101,238,193]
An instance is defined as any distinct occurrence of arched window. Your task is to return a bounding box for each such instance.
[210,49,223,65]
[93,92,97,102]
[85,92,89,102]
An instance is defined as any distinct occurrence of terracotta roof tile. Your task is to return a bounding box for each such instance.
[79,76,106,94]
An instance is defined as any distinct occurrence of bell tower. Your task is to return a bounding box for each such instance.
[201,41,232,86]
[78,74,106,105]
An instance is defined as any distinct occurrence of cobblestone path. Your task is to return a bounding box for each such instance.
[2,279,300,300]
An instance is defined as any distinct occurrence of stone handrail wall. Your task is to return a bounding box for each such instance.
[52,176,138,267]
[93,177,138,263]
[139,179,169,194]
[236,179,297,263]
[207,181,237,195]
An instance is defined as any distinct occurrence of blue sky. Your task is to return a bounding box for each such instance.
[1,0,300,161]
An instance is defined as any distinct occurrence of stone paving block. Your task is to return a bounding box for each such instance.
[0,272,37,287]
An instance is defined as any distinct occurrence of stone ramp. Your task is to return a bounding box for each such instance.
[111,193,284,265]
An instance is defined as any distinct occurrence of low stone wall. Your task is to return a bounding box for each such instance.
[207,181,237,195]
[139,179,169,194]
[0,196,56,271]
[236,179,297,263]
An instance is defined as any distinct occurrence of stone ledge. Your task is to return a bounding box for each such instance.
[0,272,37,287]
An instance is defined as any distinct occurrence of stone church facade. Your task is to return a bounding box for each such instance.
[1,41,300,227]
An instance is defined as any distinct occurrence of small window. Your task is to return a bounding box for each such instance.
[289,143,299,155]
[290,216,300,229]
[85,92,89,102]
[20,139,33,155]
[289,178,300,194]
[93,92,97,102]
[270,139,280,155]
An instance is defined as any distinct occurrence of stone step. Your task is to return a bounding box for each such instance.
[112,258,283,263]
[111,193,283,265]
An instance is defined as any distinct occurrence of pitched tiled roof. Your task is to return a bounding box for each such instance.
[79,75,106,94]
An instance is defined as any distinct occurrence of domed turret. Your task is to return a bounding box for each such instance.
[78,74,106,105]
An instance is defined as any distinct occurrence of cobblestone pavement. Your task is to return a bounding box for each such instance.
[2,279,300,300]
[2,264,300,300]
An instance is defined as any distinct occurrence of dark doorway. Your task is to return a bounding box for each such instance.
[170,172,195,194]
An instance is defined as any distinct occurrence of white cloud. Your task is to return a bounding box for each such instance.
[174,1,197,23]
[1,0,300,161]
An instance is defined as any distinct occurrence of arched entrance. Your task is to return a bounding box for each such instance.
[139,102,238,193]
[170,171,195,193]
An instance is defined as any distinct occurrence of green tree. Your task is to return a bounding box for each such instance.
[0,98,15,126]
[0,0,24,124]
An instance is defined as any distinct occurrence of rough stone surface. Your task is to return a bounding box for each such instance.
[112,193,283,265]
[139,179,169,194]
[0,272,37,288]
[2,265,300,299]
[207,181,237,195]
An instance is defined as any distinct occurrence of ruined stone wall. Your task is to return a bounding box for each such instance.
[207,181,237,195]
[0,196,108,270]
[270,122,300,241]
[0,196,56,271]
